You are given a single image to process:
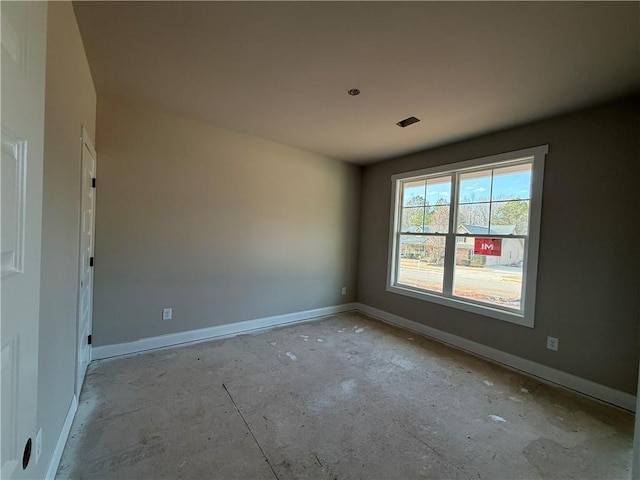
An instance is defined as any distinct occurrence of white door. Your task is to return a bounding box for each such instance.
[1,2,48,478]
[76,127,96,396]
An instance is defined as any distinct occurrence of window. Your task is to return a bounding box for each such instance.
[387,145,548,327]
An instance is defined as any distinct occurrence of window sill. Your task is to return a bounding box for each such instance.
[386,283,534,328]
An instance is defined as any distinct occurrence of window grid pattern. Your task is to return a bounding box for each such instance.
[387,145,548,327]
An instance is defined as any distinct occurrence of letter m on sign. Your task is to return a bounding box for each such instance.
[474,238,502,256]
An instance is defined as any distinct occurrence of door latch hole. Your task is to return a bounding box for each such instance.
[22,437,32,469]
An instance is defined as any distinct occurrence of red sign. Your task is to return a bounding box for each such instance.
[474,238,502,256]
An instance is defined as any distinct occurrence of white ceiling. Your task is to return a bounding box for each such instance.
[73,1,640,164]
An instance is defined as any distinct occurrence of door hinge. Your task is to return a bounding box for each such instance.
[92,178,96,188]
[88,335,92,345]
[89,257,94,267]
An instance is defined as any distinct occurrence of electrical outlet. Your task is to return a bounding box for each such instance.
[341,286,347,295]
[547,336,559,351]
[35,428,42,464]
[162,308,172,320]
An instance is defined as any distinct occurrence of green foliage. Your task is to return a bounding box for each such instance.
[402,196,449,233]
[491,200,529,234]
[471,254,486,266]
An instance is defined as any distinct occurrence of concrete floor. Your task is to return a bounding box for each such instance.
[57,312,634,479]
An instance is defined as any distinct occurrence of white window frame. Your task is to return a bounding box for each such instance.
[387,145,548,328]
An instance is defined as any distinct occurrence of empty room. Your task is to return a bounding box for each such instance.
[1,1,639,479]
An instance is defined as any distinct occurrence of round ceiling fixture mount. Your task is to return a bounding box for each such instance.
[347,88,361,96]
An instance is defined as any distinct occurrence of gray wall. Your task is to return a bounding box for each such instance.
[358,98,639,394]
[93,96,360,346]
[37,2,97,478]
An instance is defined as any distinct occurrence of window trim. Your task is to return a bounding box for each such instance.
[386,145,548,328]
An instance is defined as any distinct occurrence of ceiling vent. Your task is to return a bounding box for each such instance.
[396,116,420,128]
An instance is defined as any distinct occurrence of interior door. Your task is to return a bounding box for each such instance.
[76,127,96,396]
[1,2,48,478]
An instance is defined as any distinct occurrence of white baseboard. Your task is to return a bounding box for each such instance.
[355,302,636,412]
[92,303,358,360]
[89,300,635,412]
[45,394,78,480]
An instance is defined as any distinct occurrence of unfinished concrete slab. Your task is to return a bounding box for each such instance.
[57,312,634,479]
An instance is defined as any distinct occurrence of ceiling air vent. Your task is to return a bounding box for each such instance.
[396,116,420,128]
